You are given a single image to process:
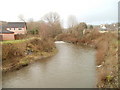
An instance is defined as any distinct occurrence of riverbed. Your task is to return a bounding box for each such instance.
[3,42,96,88]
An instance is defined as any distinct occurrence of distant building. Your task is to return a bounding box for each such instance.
[0,30,14,41]
[6,22,27,34]
[100,24,107,31]
[0,21,27,41]
[0,22,14,40]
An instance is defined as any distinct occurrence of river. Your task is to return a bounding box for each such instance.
[3,41,96,88]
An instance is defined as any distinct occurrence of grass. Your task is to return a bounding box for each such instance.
[2,39,26,44]
[2,37,39,44]
[118,40,120,44]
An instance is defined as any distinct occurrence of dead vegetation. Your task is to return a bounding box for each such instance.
[2,42,26,61]
[2,38,56,73]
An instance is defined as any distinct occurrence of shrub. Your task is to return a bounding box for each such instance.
[2,38,55,61]
[26,38,55,53]
[14,34,27,40]
[2,42,26,60]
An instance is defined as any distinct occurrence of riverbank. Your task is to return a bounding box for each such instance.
[56,30,118,88]
[2,37,57,73]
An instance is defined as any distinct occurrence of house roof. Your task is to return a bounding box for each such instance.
[6,22,26,28]
[0,23,14,34]
[0,30,14,34]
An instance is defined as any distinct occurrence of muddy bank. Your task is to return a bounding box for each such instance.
[56,30,118,88]
[2,38,57,73]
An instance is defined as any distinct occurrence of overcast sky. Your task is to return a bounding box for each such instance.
[0,0,119,27]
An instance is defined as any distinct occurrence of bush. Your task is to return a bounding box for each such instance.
[2,42,26,60]
[56,33,78,43]
[26,38,55,53]
[2,38,55,61]
[14,34,27,40]
[28,29,39,35]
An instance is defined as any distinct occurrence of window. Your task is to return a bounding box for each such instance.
[11,28,14,30]
[7,28,10,30]
[18,28,22,30]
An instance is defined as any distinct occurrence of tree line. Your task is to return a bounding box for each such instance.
[19,12,93,39]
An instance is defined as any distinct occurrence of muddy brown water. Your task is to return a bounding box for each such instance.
[2,41,96,88]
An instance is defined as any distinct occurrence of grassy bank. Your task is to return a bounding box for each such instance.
[2,37,57,73]
[56,30,118,88]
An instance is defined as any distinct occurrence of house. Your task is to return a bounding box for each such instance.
[6,22,27,34]
[100,24,107,31]
[0,22,14,40]
[99,24,108,33]
[0,29,15,41]
[0,21,27,41]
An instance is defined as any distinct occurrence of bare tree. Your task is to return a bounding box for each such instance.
[74,22,88,37]
[18,14,27,30]
[27,18,35,31]
[42,12,60,24]
[18,14,26,22]
[28,18,34,23]
[67,15,78,28]
[89,25,93,29]
[42,12,62,38]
